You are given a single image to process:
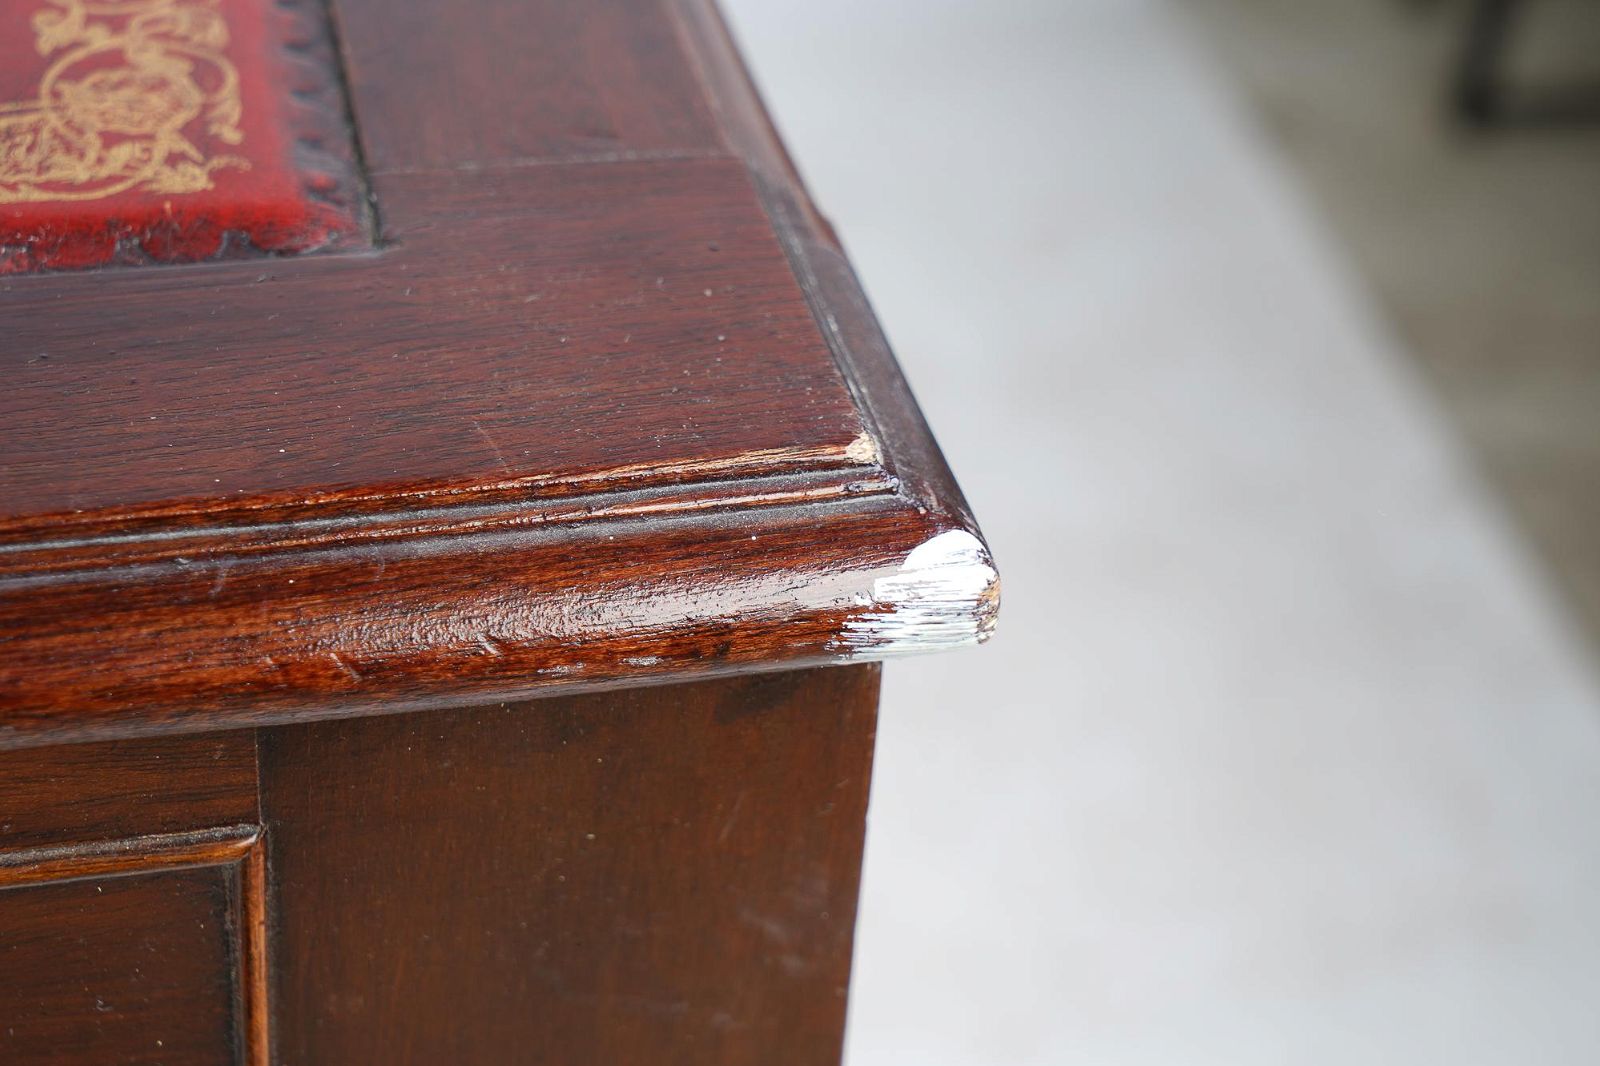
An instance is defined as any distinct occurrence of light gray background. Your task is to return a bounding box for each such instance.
[720,1,1600,1062]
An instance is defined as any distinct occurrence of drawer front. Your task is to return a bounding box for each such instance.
[0,868,240,1065]
[0,733,266,1064]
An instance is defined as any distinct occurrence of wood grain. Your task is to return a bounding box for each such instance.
[0,0,997,748]
[668,0,986,529]
[0,867,240,1065]
[0,503,980,749]
[261,666,879,1066]
[238,841,270,1066]
[0,732,269,1063]
[336,0,723,172]
[0,732,258,849]
[0,159,865,527]
[0,8,977,1064]
[0,827,258,890]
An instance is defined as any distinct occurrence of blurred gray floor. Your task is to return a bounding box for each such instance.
[720,0,1600,1063]
[1186,0,1600,682]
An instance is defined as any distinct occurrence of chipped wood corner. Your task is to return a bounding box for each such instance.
[844,431,880,465]
[835,527,1000,659]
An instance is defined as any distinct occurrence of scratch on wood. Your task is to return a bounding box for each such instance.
[208,559,232,598]
[717,790,746,845]
[473,419,514,474]
[328,652,364,681]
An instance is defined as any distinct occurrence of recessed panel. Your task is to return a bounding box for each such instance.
[0,867,239,1064]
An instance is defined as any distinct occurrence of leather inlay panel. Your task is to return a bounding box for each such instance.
[0,0,367,273]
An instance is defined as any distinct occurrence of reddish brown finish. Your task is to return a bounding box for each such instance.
[238,842,270,1066]
[0,733,258,849]
[0,734,269,1064]
[0,0,994,748]
[0,159,864,525]
[0,827,258,889]
[335,0,723,172]
[0,4,989,1064]
[0,502,942,749]
[668,0,981,524]
[261,666,878,1066]
[0,868,240,1065]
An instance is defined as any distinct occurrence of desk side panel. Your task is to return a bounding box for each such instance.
[260,665,878,1066]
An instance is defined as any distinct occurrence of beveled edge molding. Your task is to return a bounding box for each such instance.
[0,824,271,1066]
[0,498,996,751]
[0,464,897,579]
[667,0,985,534]
[0,824,259,888]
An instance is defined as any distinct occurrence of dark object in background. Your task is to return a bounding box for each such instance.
[1454,0,1600,124]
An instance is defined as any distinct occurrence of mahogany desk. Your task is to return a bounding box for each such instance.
[0,0,996,1062]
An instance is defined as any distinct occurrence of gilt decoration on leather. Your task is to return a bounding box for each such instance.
[0,0,364,273]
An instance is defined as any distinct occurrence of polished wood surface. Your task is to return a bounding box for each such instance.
[0,733,258,850]
[0,670,878,1065]
[0,2,990,1061]
[0,869,241,1065]
[261,666,879,1066]
[0,0,994,748]
[0,158,864,524]
[0,501,946,749]
[336,0,723,170]
[0,733,266,1064]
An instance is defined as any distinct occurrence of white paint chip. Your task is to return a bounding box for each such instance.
[838,529,999,657]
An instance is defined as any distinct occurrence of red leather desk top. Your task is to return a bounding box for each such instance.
[0,0,363,273]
